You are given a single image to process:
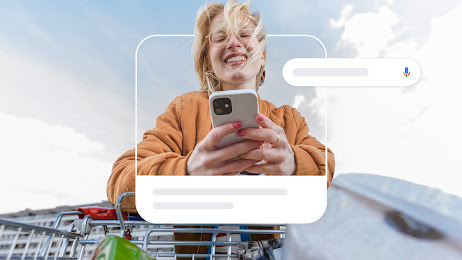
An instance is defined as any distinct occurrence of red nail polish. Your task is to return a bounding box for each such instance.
[238,130,246,136]
[256,141,264,145]
[232,121,241,128]
[257,114,264,121]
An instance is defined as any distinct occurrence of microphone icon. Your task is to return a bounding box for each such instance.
[403,67,410,77]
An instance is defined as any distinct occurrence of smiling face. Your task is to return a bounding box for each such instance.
[207,12,265,91]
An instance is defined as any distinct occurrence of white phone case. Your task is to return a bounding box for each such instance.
[209,89,259,149]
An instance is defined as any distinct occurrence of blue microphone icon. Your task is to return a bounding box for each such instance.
[403,67,410,77]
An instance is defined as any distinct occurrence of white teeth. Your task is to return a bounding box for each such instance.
[226,56,246,63]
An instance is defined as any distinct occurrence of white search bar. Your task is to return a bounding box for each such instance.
[283,58,421,87]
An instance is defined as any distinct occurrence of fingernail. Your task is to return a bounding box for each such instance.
[257,114,264,121]
[237,129,246,136]
[232,121,241,128]
[256,141,264,145]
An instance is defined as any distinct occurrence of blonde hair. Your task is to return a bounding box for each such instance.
[193,0,267,95]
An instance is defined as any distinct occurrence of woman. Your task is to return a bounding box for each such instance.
[107,0,335,256]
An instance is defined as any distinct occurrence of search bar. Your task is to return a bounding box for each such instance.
[283,58,421,87]
[293,68,369,77]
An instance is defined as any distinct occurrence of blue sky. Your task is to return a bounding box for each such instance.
[1,0,462,213]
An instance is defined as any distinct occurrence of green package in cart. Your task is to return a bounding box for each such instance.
[90,235,156,260]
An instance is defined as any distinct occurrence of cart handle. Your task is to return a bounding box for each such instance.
[115,191,136,237]
[77,206,127,221]
[76,192,137,238]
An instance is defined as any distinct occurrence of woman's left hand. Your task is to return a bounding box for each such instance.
[237,113,296,175]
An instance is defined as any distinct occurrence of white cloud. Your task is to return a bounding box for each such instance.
[0,49,136,160]
[0,50,135,213]
[330,4,354,29]
[329,3,462,198]
[290,90,327,144]
[337,6,400,57]
[292,95,305,109]
[0,112,112,213]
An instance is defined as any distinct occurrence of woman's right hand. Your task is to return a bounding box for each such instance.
[186,121,263,176]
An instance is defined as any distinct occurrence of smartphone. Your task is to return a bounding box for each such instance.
[209,89,259,149]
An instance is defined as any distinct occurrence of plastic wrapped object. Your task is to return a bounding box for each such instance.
[90,235,156,260]
[282,173,462,260]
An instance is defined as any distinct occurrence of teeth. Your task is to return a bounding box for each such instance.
[226,56,246,63]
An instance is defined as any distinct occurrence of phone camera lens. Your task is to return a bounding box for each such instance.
[212,98,231,115]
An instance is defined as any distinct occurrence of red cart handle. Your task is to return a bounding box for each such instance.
[77,206,127,220]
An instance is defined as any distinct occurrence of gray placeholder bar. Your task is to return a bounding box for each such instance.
[153,188,288,196]
[153,202,234,209]
[293,68,368,77]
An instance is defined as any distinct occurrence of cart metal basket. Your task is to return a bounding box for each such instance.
[1,192,285,260]
[0,216,82,259]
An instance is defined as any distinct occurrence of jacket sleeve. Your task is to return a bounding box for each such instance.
[107,96,193,212]
[288,108,335,187]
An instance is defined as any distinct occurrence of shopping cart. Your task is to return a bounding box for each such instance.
[1,192,285,259]
[0,212,83,259]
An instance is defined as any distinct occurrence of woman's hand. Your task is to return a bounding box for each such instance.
[186,121,263,176]
[237,113,296,175]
